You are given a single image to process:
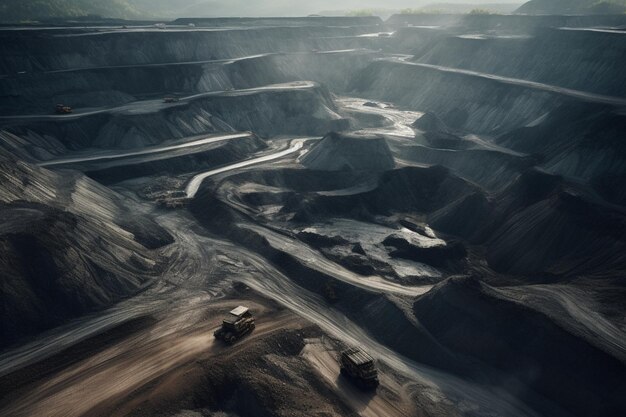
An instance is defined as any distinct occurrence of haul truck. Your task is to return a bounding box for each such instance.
[214,306,255,344]
[340,347,379,389]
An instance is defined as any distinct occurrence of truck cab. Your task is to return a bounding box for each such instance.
[214,306,255,344]
[340,347,379,390]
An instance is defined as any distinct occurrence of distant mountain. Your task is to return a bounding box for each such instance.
[0,0,536,23]
[0,0,146,22]
[0,0,344,22]
[516,0,626,14]
[1,0,356,22]
[414,2,523,13]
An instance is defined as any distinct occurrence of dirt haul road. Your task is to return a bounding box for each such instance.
[0,299,303,417]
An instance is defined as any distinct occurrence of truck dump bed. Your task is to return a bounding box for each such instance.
[342,347,374,366]
[229,306,249,316]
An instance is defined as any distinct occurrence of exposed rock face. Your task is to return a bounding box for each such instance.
[382,234,466,268]
[0,155,171,346]
[496,103,626,182]
[301,132,395,171]
[412,111,452,134]
[351,60,561,133]
[413,27,626,96]
[413,112,469,150]
[486,189,626,276]
[413,276,626,417]
[1,83,347,156]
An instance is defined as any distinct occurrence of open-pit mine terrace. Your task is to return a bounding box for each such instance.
[1,13,625,417]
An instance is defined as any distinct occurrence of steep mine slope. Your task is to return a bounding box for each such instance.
[496,102,626,182]
[301,131,395,171]
[0,154,172,347]
[400,107,626,278]
[429,167,626,277]
[0,81,346,158]
[277,165,481,222]
[0,50,380,115]
[352,58,626,134]
[351,18,626,136]
[487,187,626,276]
[412,28,626,97]
[351,59,563,133]
[0,24,379,73]
[413,276,626,417]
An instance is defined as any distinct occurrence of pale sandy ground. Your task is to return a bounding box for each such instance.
[302,338,422,417]
[0,298,303,417]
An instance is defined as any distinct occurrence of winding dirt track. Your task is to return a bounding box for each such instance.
[38,132,253,167]
[0,81,319,122]
[0,299,302,417]
[185,138,310,197]
[386,58,626,107]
